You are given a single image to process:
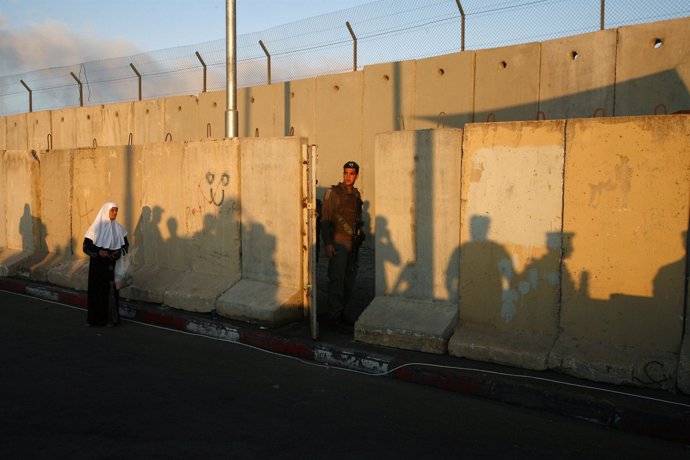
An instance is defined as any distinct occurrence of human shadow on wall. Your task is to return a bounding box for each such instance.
[453,215,516,323]
[241,220,278,302]
[374,215,400,295]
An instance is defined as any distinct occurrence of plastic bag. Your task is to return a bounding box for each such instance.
[114,253,133,290]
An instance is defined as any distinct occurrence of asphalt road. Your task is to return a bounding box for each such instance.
[1,290,688,459]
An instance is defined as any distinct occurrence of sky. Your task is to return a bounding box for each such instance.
[0,0,376,76]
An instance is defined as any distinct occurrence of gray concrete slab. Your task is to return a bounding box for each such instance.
[163,271,239,312]
[120,265,184,304]
[355,296,457,354]
[216,279,303,326]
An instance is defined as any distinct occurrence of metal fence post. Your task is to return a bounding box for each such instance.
[455,0,466,51]
[196,51,207,93]
[346,21,358,71]
[600,0,605,30]
[20,80,33,113]
[70,72,84,107]
[129,63,142,101]
[259,40,271,85]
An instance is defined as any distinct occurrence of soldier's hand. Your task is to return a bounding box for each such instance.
[325,244,336,258]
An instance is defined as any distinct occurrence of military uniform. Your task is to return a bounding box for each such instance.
[321,176,364,324]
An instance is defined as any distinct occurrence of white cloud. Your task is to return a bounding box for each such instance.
[0,18,140,77]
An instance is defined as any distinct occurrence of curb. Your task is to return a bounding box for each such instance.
[2,277,689,444]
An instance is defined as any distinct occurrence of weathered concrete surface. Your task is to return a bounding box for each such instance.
[164,95,199,142]
[539,30,616,119]
[0,150,41,276]
[133,99,165,145]
[50,108,78,150]
[449,121,565,370]
[362,61,416,223]
[120,265,184,304]
[474,43,541,122]
[356,129,462,354]
[27,110,52,152]
[273,77,316,139]
[238,85,275,138]
[356,296,458,354]
[161,139,242,311]
[549,115,690,390]
[197,91,224,141]
[17,148,72,281]
[5,114,27,150]
[216,138,307,326]
[615,17,690,116]
[314,71,363,199]
[415,52,475,129]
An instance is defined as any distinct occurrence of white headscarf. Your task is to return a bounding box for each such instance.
[84,202,127,250]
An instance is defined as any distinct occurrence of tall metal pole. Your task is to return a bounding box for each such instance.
[20,80,33,113]
[600,0,605,30]
[226,0,238,138]
[455,0,466,52]
[259,40,272,85]
[346,21,357,72]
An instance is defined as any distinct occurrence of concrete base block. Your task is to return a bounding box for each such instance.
[448,325,555,370]
[0,248,34,277]
[46,258,89,291]
[120,265,184,304]
[548,336,678,391]
[163,271,240,313]
[216,279,303,327]
[15,252,71,282]
[354,296,458,355]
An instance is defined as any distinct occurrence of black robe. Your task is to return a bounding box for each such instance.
[83,236,129,326]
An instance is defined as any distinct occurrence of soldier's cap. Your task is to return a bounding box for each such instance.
[343,161,359,173]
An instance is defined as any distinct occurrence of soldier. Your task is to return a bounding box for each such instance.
[321,161,365,327]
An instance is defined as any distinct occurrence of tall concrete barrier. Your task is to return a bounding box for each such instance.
[449,121,565,370]
[19,148,73,281]
[356,129,461,354]
[615,17,690,116]
[474,43,541,123]
[414,52,475,129]
[50,108,78,150]
[273,78,316,139]
[0,117,6,150]
[0,150,41,276]
[216,138,308,326]
[6,114,27,151]
[549,115,690,390]
[133,99,165,145]
[539,30,616,120]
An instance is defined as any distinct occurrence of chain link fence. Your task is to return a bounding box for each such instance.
[1,0,688,116]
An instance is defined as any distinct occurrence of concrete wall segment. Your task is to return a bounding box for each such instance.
[615,16,690,116]
[0,151,6,248]
[6,114,28,150]
[239,137,304,288]
[539,30,616,120]
[50,108,78,150]
[314,71,363,194]
[133,99,165,145]
[197,91,225,141]
[551,115,690,389]
[139,142,186,269]
[373,129,462,302]
[164,95,199,143]
[450,120,565,370]
[183,139,241,278]
[27,110,52,151]
[273,78,316,140]
[238,85,275,138]
[414,52,475,129]
[474,43,541,123]
[102,102,134,146]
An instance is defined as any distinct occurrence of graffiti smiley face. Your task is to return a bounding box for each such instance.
[205,171,230,206]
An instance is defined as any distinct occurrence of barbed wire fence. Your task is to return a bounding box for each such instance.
[1,0,688,116]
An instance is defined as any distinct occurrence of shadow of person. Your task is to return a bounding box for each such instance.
[374,215,400,295]
[242,220,279,303]
[19,203,44,253]
[653,230,688,303]
[132,206,151,266]
[165,217,187,270]
[459,215,516,323]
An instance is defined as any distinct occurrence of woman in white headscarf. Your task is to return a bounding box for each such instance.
[83,202,129,327]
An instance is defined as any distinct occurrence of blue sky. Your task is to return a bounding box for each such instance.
[0,0,374,75]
